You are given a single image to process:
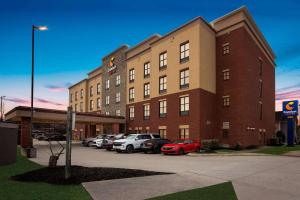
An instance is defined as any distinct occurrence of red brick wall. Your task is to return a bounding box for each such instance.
[216,27,275,147]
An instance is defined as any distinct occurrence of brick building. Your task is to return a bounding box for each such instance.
[69,6,275,147]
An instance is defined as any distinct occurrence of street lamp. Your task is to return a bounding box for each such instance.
[30,25,47,148]
[0,96,5,121]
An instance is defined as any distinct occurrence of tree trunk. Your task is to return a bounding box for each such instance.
[48,155,59,168]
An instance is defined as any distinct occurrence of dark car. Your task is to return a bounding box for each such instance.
[141,138,171,154]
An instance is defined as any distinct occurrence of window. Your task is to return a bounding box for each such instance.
[259,59,263,76]
[105,79,110,90]
[90,86,93,97]
[259,79,263,98]
[144,104,150,120]
[75,104,77,112]
[180,41,189,62]
[159,52,167,69]
[144,62,150,78]
[116,92,121,103]
[159,76,167,93]
[129,106,134,120]
[116,109,121,116]
[80,89,84,99]
[105,96,110,105]
[105,111,110,115]
[75,91,78,101]
[70,93,73,103]
[222,43,230,55]
[222,95,230,107]
[180,96,189,116]
[129,88,134,102]
[129,68,135,82]
[80,102,83,112]
[116,75,121,86]
[144,83,150,98]
[180,69,189,89]
[179,128,189,139]
[259,101,263,120]
[223,69,230,80]
[97,83,101,94]
[159,100,167,117]
[90,100,94,111]
[97,98,101,109]
[159,129,167,139]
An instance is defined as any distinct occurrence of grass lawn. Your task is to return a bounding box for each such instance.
[0,149,91,200]
[147,182,238,200]
[255,145,300,155]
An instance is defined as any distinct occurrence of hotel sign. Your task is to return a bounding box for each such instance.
[282,100,298,117]
[108,57,117,75]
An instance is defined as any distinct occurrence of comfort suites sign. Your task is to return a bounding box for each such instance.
[107,57,117,75]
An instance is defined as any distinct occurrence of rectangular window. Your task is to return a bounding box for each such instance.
[259,101,263,120]
[259,79,263,98]
[180,41,189,62]
[159,51,167,69]
[116,92,121,103]
[159,100,167,117]
[180,68,189,89]
[222,43,230,55]
[105,96,110,105]
[105,79,110,90]
[75,92,78,101]
[97,83,101,94]
[159,129,167,139]
[75,104,77,112]
[80,89,84,99]
[144,83,150,98]
[129,68,135,82]
[259,59,263,76]
[90,86,93,97]
[159,76,167,93]
[70,93,73,103]
[97,98,101,109]
[116,109,121,116]
[180,96,189,116]
[116,75,121,86]
[80,102,83,112]
[129,106,134,120]
[144,62,150,78]
[222,95,230,107]
[179,128,189,139]
[129,87,135,102]
[105,111,109,116]
[223,69,230,80]
[90,100,94,111]
[144,104,150,120]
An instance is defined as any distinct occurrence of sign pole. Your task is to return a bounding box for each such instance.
[287,116,294,146]
[282,100,298,147]
[65,106,73,179]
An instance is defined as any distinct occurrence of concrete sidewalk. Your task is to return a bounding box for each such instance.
[83,173,225,200]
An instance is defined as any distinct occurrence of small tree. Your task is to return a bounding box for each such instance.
[48,140,65,168]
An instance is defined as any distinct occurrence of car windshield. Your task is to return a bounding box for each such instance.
[152,135,160,138]
[173,140,184,144]
[125,135,136,140]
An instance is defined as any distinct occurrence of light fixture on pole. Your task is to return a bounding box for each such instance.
[0,96,6,121]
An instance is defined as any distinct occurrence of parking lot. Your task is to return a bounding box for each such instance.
[31,140,300,200]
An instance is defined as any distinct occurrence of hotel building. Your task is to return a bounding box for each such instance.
[69,7,275,147]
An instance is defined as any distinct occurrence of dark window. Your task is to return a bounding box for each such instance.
[259,79,263,98]
[259,101,263,120]
[97,83,101,94]
[90,86,93,97]
[259,59,263,76]
[129,87,134,102]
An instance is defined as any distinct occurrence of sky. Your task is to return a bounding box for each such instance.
[0,0,300,113]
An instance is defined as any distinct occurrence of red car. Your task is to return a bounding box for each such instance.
[161,139,201,155]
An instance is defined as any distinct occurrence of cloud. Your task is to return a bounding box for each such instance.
[276,89,300,100]
[5,97,30,104]
[35,98,65,106]
[45,82,72,92]
[5,96,66,107]
[276,82,300,93]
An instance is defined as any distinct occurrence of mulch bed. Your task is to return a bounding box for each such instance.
[11,166,170,185]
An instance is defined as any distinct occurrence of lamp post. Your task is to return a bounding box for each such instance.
[30,25,48,148]
[0,96,5,121]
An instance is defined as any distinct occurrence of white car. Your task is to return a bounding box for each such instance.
[92,135,114,148]
[113,133,160,153]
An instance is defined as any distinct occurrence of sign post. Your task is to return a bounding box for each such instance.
[282,100,299,146]
[65,106,75,179]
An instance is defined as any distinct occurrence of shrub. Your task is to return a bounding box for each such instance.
[202,139,220,150]
[276,130,286,144]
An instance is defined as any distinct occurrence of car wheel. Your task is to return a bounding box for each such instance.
[179,148,185,155]
[87,142,92,147]
[126,145,134,153]
[195,147,200,153]
[153,145,160,154]
[116,149,121,153]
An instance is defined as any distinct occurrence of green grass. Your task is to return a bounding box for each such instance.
[147,182,238,200]
[0,149,92,200]
[255,145,300,155]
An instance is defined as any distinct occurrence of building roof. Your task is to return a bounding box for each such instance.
[68,78,87,89]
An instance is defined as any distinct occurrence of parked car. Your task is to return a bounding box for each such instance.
[82,135,105,147]
[102,134,127,151]
[161,139,201,155]
[113,133,160,153]
[141,138,171,154]
[94,135,115,148]
[48,133,66,141]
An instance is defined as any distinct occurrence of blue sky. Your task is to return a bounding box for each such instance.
[0,0,300,111]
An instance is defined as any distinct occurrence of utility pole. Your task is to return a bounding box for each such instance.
[0,96,5,121]
[65,106,75,179]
